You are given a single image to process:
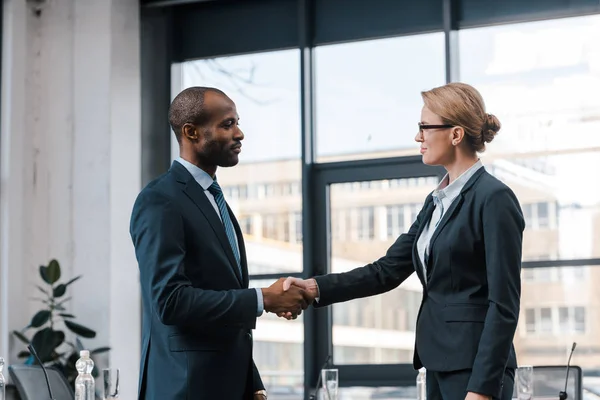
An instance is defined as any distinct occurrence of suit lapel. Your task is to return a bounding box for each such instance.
[412,200,435,288]
[426,167,487,275]
[171,162,244,286]
[428,194,464,253]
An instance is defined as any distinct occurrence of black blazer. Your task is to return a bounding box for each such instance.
[315,167,524,398]
[130,161,264,400]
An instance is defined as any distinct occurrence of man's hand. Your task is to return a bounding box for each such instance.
[276,277,319,320]
[465,392,491,400]
[254,390,267,399]
[261,277,308,315]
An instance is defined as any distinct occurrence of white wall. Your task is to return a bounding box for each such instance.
[0,0,141,398]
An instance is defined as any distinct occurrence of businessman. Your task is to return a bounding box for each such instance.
[130,87,308,399]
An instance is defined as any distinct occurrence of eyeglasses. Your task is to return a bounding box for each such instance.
[418,123,454,133]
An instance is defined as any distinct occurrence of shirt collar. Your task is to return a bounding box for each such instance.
[175,157,215,190]
[433,160,483,202]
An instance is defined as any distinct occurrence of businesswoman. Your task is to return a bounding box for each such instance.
[282,82,525,400]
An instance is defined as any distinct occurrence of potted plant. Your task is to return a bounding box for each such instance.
[11,259,109,388]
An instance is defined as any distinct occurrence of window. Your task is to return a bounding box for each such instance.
[386,205,405,239]
[540,308,553,334]
[179,49,302,275]
[525,309,536,333]
[460,16,600,261]
[179,50,304,393]
[461,15,600,368]
[262,214,278,240]
[239,216,253,235]
[524,306,587,336]
[315,33,445,162]
[537,202,550,229]
[357,207,375,240]
[292,212,302,244]
[329,178,438,364]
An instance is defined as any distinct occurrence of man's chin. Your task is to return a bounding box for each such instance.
[219,156,240,168]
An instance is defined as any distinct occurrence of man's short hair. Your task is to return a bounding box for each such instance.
[168,86,226,143]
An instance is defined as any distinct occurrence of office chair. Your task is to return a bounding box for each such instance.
[8,364,74,400]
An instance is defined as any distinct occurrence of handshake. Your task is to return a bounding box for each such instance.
[260,277,318,320]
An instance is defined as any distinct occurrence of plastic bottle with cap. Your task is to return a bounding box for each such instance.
[0,356,6,400]
[74,350,95,400]
[416,367,426,400]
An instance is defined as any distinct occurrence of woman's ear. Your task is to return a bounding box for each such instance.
[451,126,464,146]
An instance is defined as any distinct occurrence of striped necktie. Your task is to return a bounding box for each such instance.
[208,180,242,276]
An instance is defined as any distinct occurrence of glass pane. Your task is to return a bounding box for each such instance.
[178,50,303,275]
[459,15,600,261]
[250,279,303,399]
[461,16,600,381]
[315,33,445,162]
[330,177,439,365]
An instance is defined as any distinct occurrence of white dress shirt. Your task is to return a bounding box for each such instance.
[416,160,483,283]
[175,157,264,316]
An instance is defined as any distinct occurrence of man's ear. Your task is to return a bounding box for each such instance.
[182,123,198,141]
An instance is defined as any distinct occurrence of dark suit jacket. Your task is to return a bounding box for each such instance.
[130,161,264,400]
[314,168,524,398]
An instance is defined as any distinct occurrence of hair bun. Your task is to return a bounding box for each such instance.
[482,113,501,143]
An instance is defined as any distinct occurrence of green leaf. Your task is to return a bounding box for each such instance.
[64,276,82,287]
[75,338,84,351]
[17,351,31,358]
[53,304,66,311]
[64,320,96,338]
[56,297,71,306]
[59,313,76,319]
[39,265,50,284]
[46,259,61,284]
[31,328,65,363]
[30,310,51,328]
[53,284,67,298]
[12,330,30,345]
[36,285,49,296]
[91,346,110,355]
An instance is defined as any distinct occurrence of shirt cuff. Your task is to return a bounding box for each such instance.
[255,288,264,316]
[314,280,321,303]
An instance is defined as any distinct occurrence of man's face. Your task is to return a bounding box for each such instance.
[189,91,244,168]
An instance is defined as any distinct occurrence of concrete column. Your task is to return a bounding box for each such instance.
[0,1,141,398]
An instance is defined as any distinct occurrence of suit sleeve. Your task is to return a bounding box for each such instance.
[467,188,524,397]
[252,360,265,392]
[130,188,258,328]
[313,197,431,307]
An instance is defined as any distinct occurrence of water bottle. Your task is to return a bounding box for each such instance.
[74,350,95,400]
[417,367,426,400]
[0,357,6,400]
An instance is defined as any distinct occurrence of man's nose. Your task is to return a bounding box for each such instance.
[235,126,244,140]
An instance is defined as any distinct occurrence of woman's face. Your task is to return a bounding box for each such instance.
[415,105,455,166]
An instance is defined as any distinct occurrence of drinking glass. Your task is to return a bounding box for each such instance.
[319,368,338,400]
[102,368,120,399]
[516,365,534,400]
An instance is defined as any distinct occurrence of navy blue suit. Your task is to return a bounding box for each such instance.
[130,161,264,399]
[314,168,524,400]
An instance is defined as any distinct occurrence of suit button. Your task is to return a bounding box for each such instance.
[247,332,252,339]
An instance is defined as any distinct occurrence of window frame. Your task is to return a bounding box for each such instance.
[140,0,600,396]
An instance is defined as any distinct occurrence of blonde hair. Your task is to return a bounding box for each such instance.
[421,82,500,152]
